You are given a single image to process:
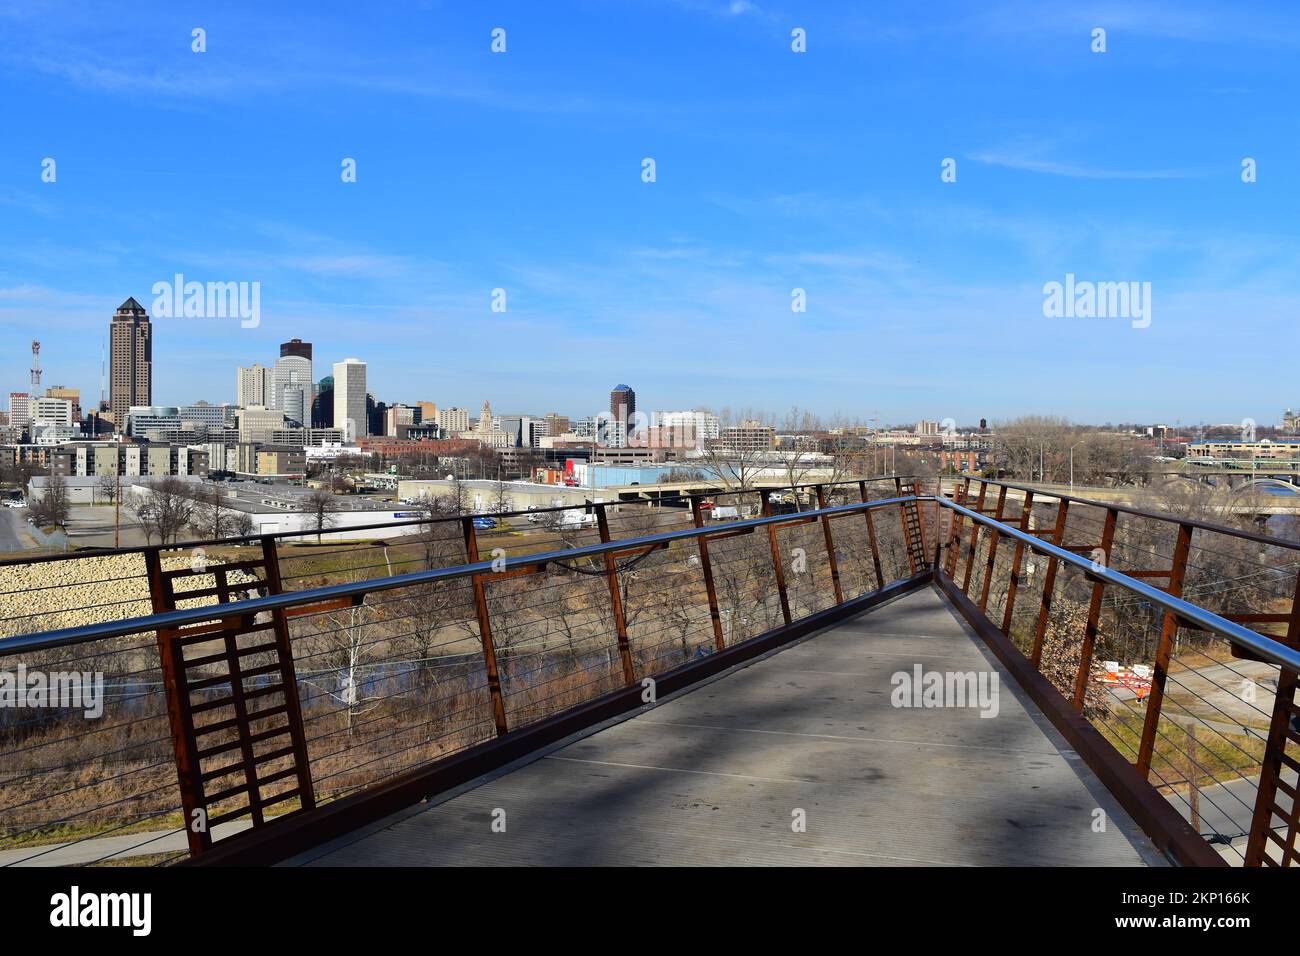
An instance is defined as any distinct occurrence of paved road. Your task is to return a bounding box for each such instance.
[293,588,1163,867]
[0,508,34,552]
[0,820,257,867]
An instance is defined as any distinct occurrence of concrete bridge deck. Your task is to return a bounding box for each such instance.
[290,589,1164,867]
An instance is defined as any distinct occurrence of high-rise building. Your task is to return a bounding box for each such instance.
[45,386,82,421]
[332,358,367,441]
[610,384,636,428]
[312,375,334,428]
[385,404,419,437]
[272,340,313,427]
[29,397,74,427]
[438,407,470,433]
[8,392,30,430]
[652,410,720,441]
[544,412,570,438]
[237,364,274,408]
[110,297,152,432]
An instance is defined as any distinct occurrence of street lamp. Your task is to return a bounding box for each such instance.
[1069,441,1086,490]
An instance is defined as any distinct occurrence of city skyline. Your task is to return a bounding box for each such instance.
[1,1,1297,423]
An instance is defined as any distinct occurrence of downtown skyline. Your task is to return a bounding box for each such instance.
[0,1,1297,424]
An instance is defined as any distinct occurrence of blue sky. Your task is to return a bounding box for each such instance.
[0,0,1296,427]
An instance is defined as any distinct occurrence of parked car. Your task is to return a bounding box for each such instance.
[2,498,25,509]
[472,516,497,530]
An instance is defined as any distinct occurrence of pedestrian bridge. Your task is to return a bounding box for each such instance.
[1,477,1296,868]
[289,589,1161,867]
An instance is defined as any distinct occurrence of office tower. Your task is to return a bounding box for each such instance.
[8,392,30,430]
[610,384,636,428]
[652,410,720,440]
[312,375,334,427]
[385,404,418,437]
[437,407,470,433]
[333,358,367,440]
[273,339,313,426]
[416,401,437,424]
[237,364,274,408]
[544,412,570,438]
[110,297,152,432]
[45,386,82,421]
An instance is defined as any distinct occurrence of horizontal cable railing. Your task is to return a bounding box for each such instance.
[7,473,1294,868]
[934,477,1300,868]
[0,478,931,866]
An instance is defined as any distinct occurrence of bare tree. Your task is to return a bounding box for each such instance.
[28,475,71,530]
[301,594,381,736]
[95,472,118,506]
[129,476,196,546]
[190,483,233,541]
[303,488,341,543]
[231,510,256,539]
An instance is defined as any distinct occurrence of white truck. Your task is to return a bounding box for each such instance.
[711,505,740,521]
[558,510,597,529]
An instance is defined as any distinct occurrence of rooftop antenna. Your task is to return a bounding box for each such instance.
[30,340,40,396]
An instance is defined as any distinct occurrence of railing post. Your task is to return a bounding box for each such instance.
[759,490,793,625]
[596,504,637,684]
[977,486,1008,612]
[960,482,988,593]
[691,497,726,652]
[1244,565,1300,866]
[815,485,844,604]
[1136,522,1193,778]
[1000,489,1034,636]
[259,536,317,813]
[857,480,885,591]
[944,477,971,577]
[1029,498,1070,667]
[462,517,509,736]
[144,547,208,857]
[1071,507,1118,709]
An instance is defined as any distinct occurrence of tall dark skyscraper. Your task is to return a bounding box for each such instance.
[610,383,635,426]
[109,297,151,431]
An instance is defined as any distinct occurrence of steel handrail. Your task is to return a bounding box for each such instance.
[0,474,918,569]
[935,496,1300,674]
[953,476,1300,553]
[11,491,1297,677]
[0,494,918,655]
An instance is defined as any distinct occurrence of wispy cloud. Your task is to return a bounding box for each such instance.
[968,150,1199,180]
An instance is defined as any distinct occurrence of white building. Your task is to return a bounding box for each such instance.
[272,353,313,427]
[236,364,273,408]
[652,410,720,440]
[29,397,74,427]
[437,406,470,433]
[333,358,367,441]
[237,405,287,443]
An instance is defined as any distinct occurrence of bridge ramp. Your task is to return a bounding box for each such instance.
[294,588,1163,866]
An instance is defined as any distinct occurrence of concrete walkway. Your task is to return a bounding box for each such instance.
[293,588,1164,867]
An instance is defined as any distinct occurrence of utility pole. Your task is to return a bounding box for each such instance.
[114,466,121,548]
[1070,441,1085,490]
